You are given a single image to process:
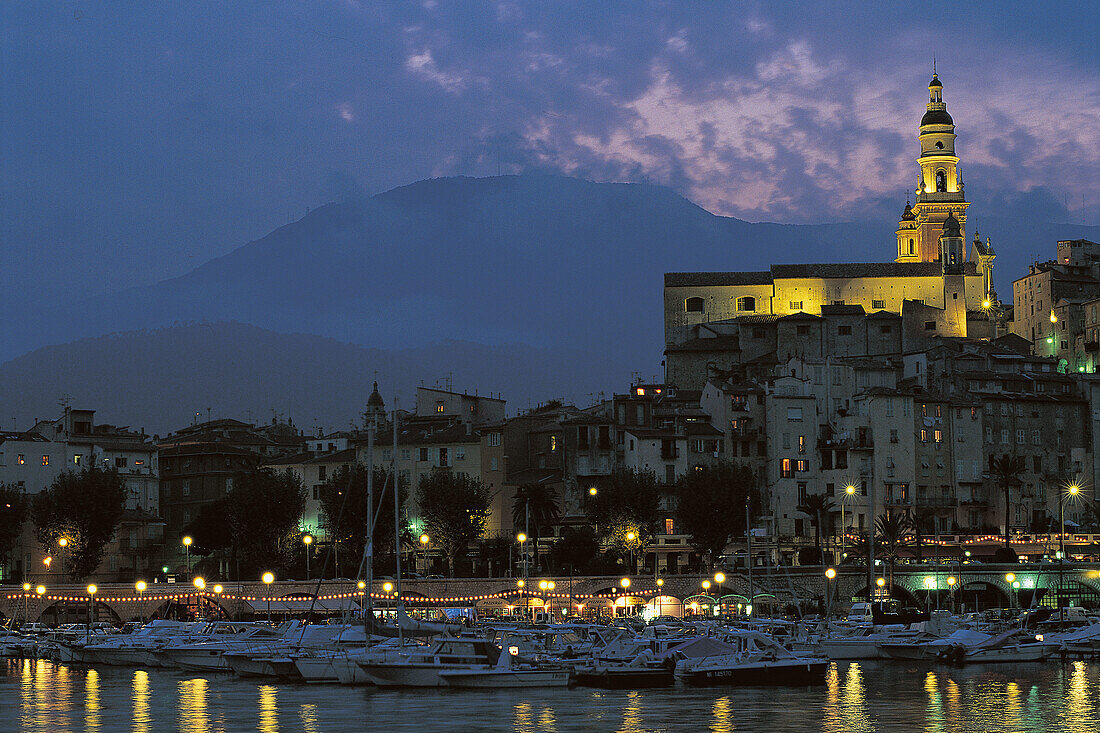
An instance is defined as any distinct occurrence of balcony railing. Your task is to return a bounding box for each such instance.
[915,496,959,508]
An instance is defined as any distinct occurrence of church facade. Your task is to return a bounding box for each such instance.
[664,75,999,389]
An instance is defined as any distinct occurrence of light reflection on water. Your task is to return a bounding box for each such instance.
[5,658,1100,732]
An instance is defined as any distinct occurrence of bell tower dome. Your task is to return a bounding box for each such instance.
[911,72,969,263]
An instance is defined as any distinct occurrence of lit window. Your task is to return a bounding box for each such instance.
[41,455,49,466]
[665,518,675,535]
[780,459,793,478]
[796,459,808,472]
[73,454,82,465]
[635,387,645,396]
[18,454,25,465]
[436,402,445,413]
[549,436,558,452]
[920,429,928,443]
[798,435,805,453]
[934,430,943,443]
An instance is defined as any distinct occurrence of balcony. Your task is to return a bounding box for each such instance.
[916,496,959,508]
[660,448,679,460]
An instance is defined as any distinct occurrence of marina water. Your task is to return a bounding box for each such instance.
[5,657,1100,732]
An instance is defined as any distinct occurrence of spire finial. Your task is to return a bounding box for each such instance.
[933,56,936,75]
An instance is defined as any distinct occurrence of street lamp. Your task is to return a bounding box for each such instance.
[841,484,857,559]
[87,584,97,627]
[1059,482,1082,619]
[588,487,597,496]
[620,577,630,589]
[136,580,147,623]
[357,580,366,617]
[626,531,637,574]
[825,567,836,619]
[302,534,313,579]
[262,572,275,622]
[419,533,430,575]
[43,556,52,575]
[22,583,30,625]
[517,533,528,607]
[182,536,193,577]
[58,537,67,577]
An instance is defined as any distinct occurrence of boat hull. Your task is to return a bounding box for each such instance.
[678,660,829,687]
[573,668,674,689]
[439,670,570,688]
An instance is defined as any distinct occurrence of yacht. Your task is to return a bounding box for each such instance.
[674,630,828,686]
[356,636,503,687]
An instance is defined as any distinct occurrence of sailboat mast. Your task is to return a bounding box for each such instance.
[365,418,374,648]
[393,398,404,646]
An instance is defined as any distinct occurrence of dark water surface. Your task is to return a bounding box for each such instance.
[4,658,1099,732]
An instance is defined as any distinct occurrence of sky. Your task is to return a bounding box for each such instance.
[1,1,1097,309]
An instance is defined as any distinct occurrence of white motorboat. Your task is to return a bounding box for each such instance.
[674,630,828,687]
[438,649,569,688]
[357,637,502,688]
[819,625,923,660]
[159,623,284,671]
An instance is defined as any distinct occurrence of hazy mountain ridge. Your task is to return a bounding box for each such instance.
[0,322,635,434]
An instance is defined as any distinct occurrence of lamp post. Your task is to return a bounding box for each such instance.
[619,577,631,617]
[22,583,30,625]
[1060,482,1081,621]
[656,577,664,617]
[136,581,147,624]
[419,534,430,575]
[946,576,958,614]
[262,572,274,622]
[626,531,637,575]
[825,567,836,619]
[182,536,193,578]
[213,584,223,620]
[58,537,67,578]
[86,584,97,628]
[842,484,857,560]
[517,533,528,614]
[43,556,52,577]
[302,534,313,579]
[1005,573,1017,608]
[357,580,366,620]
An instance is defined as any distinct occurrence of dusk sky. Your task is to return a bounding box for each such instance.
[2,1,1097,309]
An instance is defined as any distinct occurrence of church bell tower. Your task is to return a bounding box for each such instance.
[909,72,969,263]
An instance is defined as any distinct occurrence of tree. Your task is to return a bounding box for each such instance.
[0,484,30,576]
[906,507,937,563]
[511,482,561,571]
[417,472,491,577]
[550,526,604,575]
[989,454,1026,548]
[31,467,127,580]
[181,498,233,555]
[476,534,512,577]
[586,469,661,572]
[874,512,913,590]
[227,468,306,578]
[676,463,760,569]
[318,463,398,574]
[796,493,836,559]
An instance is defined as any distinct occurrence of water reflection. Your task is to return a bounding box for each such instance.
[924,671,943,733]
[86,668,101,732]
[836,662,874,732]
[179,678,209,733]
[132,670,151,733]
[1065,661,1093,733]
[299,702,320,733]
[513,701,534,732]
[258,684,278,733]
[622,689,644,732]
[711,694,733,733]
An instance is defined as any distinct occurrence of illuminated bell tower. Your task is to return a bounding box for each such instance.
[895,200,920,263]
[911,72,969,263]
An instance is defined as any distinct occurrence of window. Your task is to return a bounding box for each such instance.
[456,447,466,460]
[41,455,49,466]
[736,296,756,312]
[889,429,899,443]
[318,465,327,480]
[796,459,808,472]
[312,486,322,500]
[790,301,803,310]
[797,325,811,335]
[780,459,793,478]
[813,366,824,385]
[685,297,704,313]
[1033,455,1042,473]
[886,458,895,478]
[73,454,82,465]
[400,448,411,459]
[782,433,790,450]
[833,300,845,306]
[920,429,928,443]
[665,518,675,535]
[832,367,842,386]
[925,321,936,330]
[181,480,190,497]
[115,456,127,468]
[225,477,233,492]
[419,447,429,462]
[934,430,943,443]
[786,407,803,421]
[1000,429,1009,444]
[1031,429,1041,446]
[1015,429,1025,445]
[798,435,806,453]
[549,435,558,452]
[487,433,501,447]
[435,401,445,413]
[490,457,499,471]
[797,482,808,504]
[636,405,645,424]
[838,325,852,335]
[872,299,885,310]
[984,426,993,442]
[921,404,927,417]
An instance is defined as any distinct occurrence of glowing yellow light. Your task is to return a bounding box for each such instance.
[620,577,631,588]
[357,580,366,590]
[1005,573,1016,584]
[35,585,45,595]
[302,534,313,545]
[262,572,275,584]
[43,556,52,567]
[714,572,726,584]
[616,597,626,606]
[825,568,836,580]
[58,538,67,547]
[213,585,223,594]
[1068,484,1081,496]
[22,583,31,592]
[588,487,597,496]
[626,531,636,542]
[516,579,525,588]
[656,578,664,587]
[547,581,555,590]
[135,581,147,592]
[876,577,885,588]
[947,576,957,586]
[516,533,527,543]
[845,484,857,496]
[382,582,394,593]
[538,580,548,590]
[702,580,711,590]
[419,534,429,544]
[193,577,206,590]
[87,584,97,595]
[1051,312,1058,324]
[182,536,192,547]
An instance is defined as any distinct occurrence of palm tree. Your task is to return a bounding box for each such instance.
[906,507,937,563]
[875,512,913,592]
[512,483,561,572]
[988,454,1026,548]
[797,493,836,561]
